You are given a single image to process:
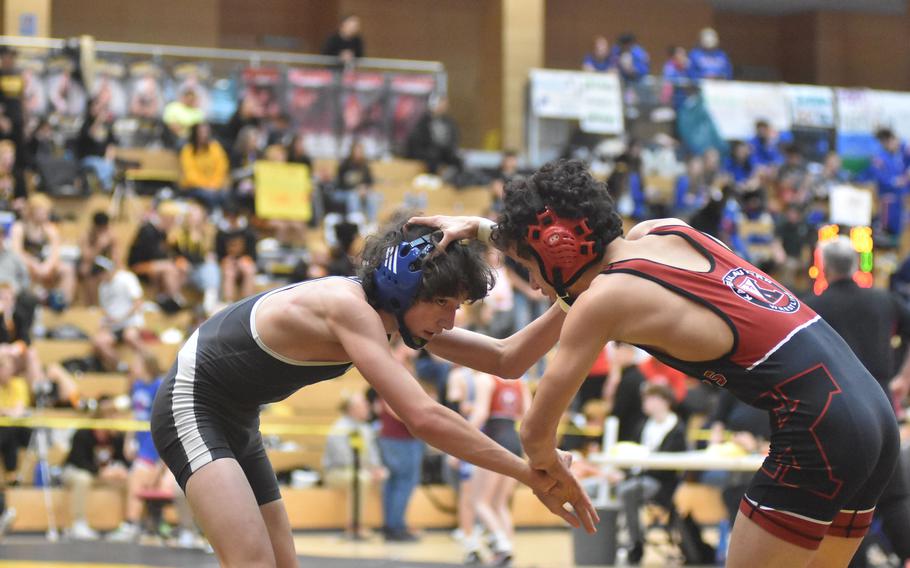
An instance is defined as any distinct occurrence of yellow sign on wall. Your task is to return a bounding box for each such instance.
[254,161,312,221]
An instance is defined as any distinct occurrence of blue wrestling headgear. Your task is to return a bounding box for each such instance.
[374,233,436,349]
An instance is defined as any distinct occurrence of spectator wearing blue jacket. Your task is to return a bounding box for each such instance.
[689,28,733,80]
[724,141,755,184]
[662,46,693,109]
[583,36,615,73]
[870,128,910,238]
[612,34,650,83]
[749,120,783,168]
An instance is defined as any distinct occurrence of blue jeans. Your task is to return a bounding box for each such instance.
[81,156,115,191]
[513,292,549,376]
[378,437,424,532]
[189,261,220,293]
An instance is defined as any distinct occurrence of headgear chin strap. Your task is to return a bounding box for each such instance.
[526,207,602,303]
[373,234,436,349]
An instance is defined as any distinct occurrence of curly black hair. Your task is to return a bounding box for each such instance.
[358,212,495,308]
[493,159,624,259]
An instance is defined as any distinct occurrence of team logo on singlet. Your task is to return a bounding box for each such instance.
[723,267,799,313]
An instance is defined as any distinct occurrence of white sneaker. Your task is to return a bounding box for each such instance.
[69,520,99,541]
[176,529,198,549]
[0,507,16,538]
[106,522,139,542]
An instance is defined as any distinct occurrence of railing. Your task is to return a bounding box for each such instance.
[0,35,447,159]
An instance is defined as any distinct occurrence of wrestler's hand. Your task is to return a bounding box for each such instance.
[530,451,600,534]
[406,214,484,251]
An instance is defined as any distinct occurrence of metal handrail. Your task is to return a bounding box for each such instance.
[0,34,444,74]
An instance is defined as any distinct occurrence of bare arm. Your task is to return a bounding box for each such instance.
[427,302,565,379]
[520,282,619,472]
[328,295,598,531]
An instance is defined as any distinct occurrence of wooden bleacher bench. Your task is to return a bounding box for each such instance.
[115,148,181,184]
[42,306,104,337]
[74,373,130,399]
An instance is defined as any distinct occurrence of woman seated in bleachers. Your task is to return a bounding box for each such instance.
[229,124,262,212]
[335,140,380,225]
[179,122,229,212]
[77,211,121,305]
[214,200,257,305]
[90,256,149,372]
[169,201,220,315]
[322,390,386,538]
[76,94,118,193]
[61,395,130,540]
[9,193,76,311]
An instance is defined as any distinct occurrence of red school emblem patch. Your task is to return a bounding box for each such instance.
[722,267,799,313]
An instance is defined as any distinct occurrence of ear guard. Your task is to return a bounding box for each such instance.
[374,233,436,349]
[526,207,601,302]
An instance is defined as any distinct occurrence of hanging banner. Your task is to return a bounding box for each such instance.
[785,85,834,129]
[530,69,624,134]
[701,80,790,140]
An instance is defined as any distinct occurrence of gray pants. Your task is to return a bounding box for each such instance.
[616,475,660,544]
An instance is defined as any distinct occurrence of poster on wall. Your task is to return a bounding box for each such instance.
[868,90,910,141]
[530,69,624,135]
[785,85,834,129]
[701,80,791,140]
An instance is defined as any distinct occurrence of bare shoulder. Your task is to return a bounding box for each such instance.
[625,218,690,241]
[564,272,643,332]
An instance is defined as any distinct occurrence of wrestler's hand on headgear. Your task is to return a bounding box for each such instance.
[405,215,482,252]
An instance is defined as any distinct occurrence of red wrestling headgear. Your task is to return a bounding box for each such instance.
[526,207,602,299]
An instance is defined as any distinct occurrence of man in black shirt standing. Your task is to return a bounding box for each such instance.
[807,237,910,567]
[322,15,364,65]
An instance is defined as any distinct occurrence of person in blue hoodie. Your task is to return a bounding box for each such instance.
[582,36,615,73]
[724,141,755,184]
[870,128,910,239]
[689,28,733,80]
[662,46,693,109]
[612,34,650,83]
[749,120,783,169]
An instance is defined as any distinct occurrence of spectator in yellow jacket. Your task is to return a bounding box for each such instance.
[179,122,228,211]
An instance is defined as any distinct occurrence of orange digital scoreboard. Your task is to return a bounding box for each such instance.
[809,224,874,295]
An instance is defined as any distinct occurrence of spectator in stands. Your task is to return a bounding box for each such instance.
[0,46,24,162]
[286,131,313,171]
[378,394,424,542]
[729,188,785,273]
[606,142,644,218]
[0,231,29,298]
[406,96,463,176]
[602,342,647,442]
[322,14,365,64]
[674,155,710,217]
[748,120,783,169]
[23,117,54,172]
[609,384,685,564]
[229,125,263,212]
[807,150,849,200]
[0,345,31,482]
[170,201,219,315]
[336,140,379,224]
[0,279,40,384]
[322,390,386,537]
[225,93,264,147]
[490,150,520,218]
[162,87,204,144]
[870,128,909,240]
[9,193,76,310]
[582,36,615,73]
[689,27,733,80]
[704,389,772,563]
[76,95,118,192]
[0,140,26,214]
[91,256,147,372]
[611,34,650,83]
[127,201,184,313]
[806,238,910,568]
[724,141,755,183]
[62,395,129,540]
[504,256,549,375]
[107,354,164,543]
[215,200,257,304]
[78,211,121,305]
[179,122,229,211]
[775,204,813,291]
[661,46,693,109]
[480,248,515,339]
